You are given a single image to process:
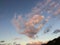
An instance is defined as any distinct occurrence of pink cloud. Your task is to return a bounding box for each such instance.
[11,0,60,39]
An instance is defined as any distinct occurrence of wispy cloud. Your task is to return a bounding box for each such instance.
[13,37,21,40]
[53,29,60,34]
[27,41,43,45]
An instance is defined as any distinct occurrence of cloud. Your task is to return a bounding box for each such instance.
[12,15,46,38]
[11,9,50,39]
[11,0,60,39]
[14,37,21,40]
[44,25,52,34]
[26,0,60,18]
[53,29,60,34]
[26,41,43,45]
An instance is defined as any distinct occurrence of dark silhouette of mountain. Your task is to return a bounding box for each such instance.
[42,36,60,45]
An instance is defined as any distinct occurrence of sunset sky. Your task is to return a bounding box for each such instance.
[0,0,60,45]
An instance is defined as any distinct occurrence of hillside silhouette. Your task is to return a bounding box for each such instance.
[42,36,60,45]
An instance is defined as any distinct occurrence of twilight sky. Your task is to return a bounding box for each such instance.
[0,0,60,45]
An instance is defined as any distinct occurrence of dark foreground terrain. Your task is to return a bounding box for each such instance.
[42,36,60,45]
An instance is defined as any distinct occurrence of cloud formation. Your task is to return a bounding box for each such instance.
[11,0,60,39]
[12,14,51,38]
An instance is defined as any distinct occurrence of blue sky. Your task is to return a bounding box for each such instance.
[0,0,60,44]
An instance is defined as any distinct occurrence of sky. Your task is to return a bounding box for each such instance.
[0,0,60,45]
